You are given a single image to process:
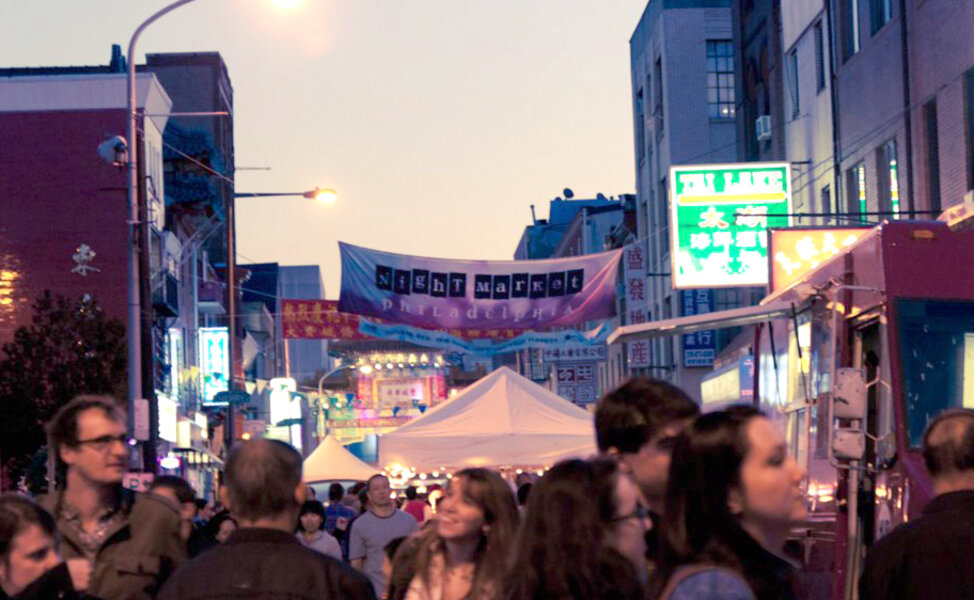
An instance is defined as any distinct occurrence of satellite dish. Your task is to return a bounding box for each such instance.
[563,188,574,199]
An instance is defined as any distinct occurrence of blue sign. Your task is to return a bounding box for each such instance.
[682,290,716,367]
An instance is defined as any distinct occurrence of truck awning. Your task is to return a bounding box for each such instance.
[607,301,797,345]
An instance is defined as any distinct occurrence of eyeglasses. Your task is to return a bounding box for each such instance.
[610,505,652,523]
[75,434,134,452]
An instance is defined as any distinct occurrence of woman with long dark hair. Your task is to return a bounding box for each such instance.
[503,458,649,600]
[390,468,519,600]
[651,406,806,600]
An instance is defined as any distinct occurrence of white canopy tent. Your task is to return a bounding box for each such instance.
[303,435,379,483]
[378,366,597,472]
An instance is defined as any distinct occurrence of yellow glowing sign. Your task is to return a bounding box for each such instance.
[769,228,871,293]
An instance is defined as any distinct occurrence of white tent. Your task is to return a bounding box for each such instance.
[378,366,597,471]
[303,435,379,483]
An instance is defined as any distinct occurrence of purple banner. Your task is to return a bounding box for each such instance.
[338,243,621,330]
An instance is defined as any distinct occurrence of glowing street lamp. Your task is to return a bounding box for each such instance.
[234,187,337,203]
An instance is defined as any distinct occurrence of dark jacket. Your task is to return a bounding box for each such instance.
[2,562,88,600]
[40,487,186,600]
[860,490,974,600]
[159,527,376,600]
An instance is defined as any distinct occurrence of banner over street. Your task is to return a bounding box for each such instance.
[338,243,621,330]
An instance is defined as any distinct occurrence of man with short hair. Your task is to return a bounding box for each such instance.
[42,395,186,600]
[148,475,198,543]
[349,474,418,595]
[159,439,374,600]
[595,378,699,510]
[860,408,974,600]
[324,482,356,560]
[595,378,699,565]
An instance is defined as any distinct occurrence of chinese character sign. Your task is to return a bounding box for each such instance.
[670,163,792,288]
[769,228,871,293]
[556,362,598,406]
[623,242,651,368]
[199,327,229,403]
[682,290,716,367]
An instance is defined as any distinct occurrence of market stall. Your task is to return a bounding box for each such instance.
[303,434,379,483]
[378,366,597,473]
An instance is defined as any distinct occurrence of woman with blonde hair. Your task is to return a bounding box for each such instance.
[389,468,519,600]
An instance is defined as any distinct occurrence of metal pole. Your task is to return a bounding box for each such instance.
[126,0,199,442]
[226,195,237,448]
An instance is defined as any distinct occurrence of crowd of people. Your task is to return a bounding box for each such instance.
[0,381,972,600]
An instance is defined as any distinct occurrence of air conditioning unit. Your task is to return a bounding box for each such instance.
[756,115,772,141]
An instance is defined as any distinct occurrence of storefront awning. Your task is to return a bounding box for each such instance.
[607,301,797,345]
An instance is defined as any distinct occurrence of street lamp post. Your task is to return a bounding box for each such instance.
[226,188,337,449]
[126,0,198,458]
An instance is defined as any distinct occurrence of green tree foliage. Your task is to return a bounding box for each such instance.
[0,291,125,489]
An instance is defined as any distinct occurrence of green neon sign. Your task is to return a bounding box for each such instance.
[669,163,792,288]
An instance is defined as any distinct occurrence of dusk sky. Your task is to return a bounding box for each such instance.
[1,1,645,298]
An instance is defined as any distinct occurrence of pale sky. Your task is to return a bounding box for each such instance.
[1,0,645,298]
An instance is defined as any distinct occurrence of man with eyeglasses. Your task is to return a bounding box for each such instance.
[41,395,185,600]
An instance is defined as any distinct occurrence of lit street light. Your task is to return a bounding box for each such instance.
[234,187,337,203]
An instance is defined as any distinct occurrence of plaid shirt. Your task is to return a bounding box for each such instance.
[59,497,125,559]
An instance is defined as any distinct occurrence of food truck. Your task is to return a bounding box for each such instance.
[609,208,974,599]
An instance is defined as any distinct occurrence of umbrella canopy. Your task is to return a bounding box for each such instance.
[379,366,596,471]
[303,435,379,483]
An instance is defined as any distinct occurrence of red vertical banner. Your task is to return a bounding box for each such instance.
[433,371,447,404]
[356,375,373,410]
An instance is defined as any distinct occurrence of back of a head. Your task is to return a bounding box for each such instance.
[658,406,761,582]
[595,378,699,453]
[923,409,974,479]
[328,482,345,502]
[405,486,417,501]
[507,458,639,600]
[150,475,196,505]
[225,439,303,521]
[0,495,56,558]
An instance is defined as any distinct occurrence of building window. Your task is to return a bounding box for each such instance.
[870,0,893,35]
[786,49,800,118]
[822,185,832,224]
[706,41,736,119]
[965,67,974,191]
[924,100,942,213]
[654,57,665,135]
[636,87,646,163]
[846,162,867,219]
[841,0,861,61]
[814,21,826,92]
[876,139,900,219]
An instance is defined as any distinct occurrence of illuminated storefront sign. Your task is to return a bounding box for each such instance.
[157,394,178,443]
[769,228,870,293]
[269,378,297,427]
[700,357,754,408]
[377,379,426,411]
[199,327,229,404]
[167,328,182,403]
[670,163,792,288]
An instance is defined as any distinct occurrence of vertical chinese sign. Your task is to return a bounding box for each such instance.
[670,163,792,288]
[681,290,716,367]
[623,243,650,368]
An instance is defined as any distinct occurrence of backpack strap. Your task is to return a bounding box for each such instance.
[656,564,747,600]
